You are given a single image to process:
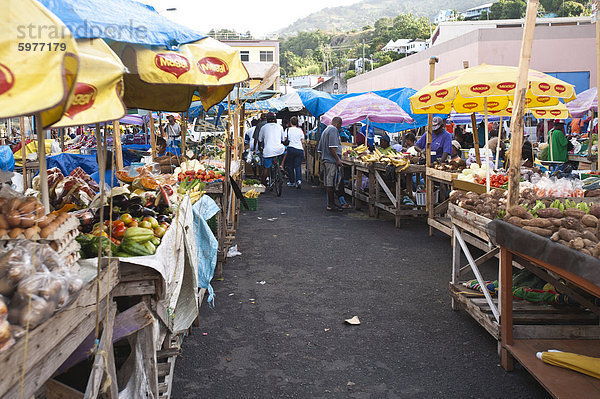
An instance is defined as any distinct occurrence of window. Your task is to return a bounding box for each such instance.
[240,51,249,62]
[259,51,273,62]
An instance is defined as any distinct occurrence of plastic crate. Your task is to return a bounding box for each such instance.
[415,190,439,206]
[242,197,258,211]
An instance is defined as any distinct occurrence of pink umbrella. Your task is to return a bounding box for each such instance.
[567,87,597,118]
[321,92,414,126]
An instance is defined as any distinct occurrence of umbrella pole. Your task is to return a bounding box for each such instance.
[507,0,539,209]
[464,61,481,166]
[484,98,490,193]
[496,116,503,169]
[113,120,123,172]
[20,116,27,190]
[367,117,370,150]
[34,115,50,212]
[181,112,187,159]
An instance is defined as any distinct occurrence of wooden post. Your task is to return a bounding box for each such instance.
[148,112,157,160]
[20,116,27,190]
[35,115,50,212]
[500,248,514,371]
[60,128,65,152]
[507,0,539,207]
[464,61,481,166]
[113,120,124,171]
[495,116,503,169]
[426,56,438,235]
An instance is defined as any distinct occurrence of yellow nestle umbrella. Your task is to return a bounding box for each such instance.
[486,102,571,119]
[537,350,600,380]
[0,0,79,127]
[110,37,248,111]
[410,63,575,114]
[51,39,126,128]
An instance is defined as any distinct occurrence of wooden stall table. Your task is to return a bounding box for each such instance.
[371,162,427,227]
[490,220,600,398]
[448,204,599,342]
[569,153,597,170]
[306,139,320,185]
[426,167,457,236]
[0,260,119,399]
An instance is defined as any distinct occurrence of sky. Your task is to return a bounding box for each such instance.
[143,0,360,36]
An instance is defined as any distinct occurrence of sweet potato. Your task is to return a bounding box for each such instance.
[507,206,528,219]
[558,228,577,242]
[593,242,600,258]
[582,230,599,243]
[584,189,600,197]
[581,248,592,256]
[558,239,570,247]
[583,238,596,248]
[523,226,553,237]
[536,208,564,219]
[521,218,553,228]
[581,214,598,228]
[569,237,585,250]
[506,216,524,227]
[549,218,563,227]
[562,217,583,231]
[550,232,560,242]
[589,204,600,219]
[564,208,586,219]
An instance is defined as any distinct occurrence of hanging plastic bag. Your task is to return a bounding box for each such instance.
[0,146,15,172]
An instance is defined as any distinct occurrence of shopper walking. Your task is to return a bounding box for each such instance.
[284,116,305,188]
[163,115,181,147]
[318,116,343,211]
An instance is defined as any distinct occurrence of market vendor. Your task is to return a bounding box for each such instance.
[90,150,117,188]
[155,136,181,173]
[414,116,452,163]
[378,134,391,152]
[451,140,462,161]
[549,119,569,162]
[392,132,416,152]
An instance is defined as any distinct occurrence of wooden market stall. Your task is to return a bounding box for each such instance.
[341,157,427,227]
[490,220,600,399]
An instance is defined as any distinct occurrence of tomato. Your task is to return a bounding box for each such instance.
[112,225,127,239]
[120,213,133,225]
[112,220,125,229]
[129,220,139,228]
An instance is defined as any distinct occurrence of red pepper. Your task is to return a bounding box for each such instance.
[111,224,127,239]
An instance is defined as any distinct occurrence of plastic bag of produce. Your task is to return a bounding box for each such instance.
[0,186,46,239]
[0,244,33,296]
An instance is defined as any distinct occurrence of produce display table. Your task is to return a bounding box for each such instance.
[426,167,456,236]
[491,220,600,399]
[205,182,228,279]
[569,153,597,170]
[341,157,426,227]
[0,260,119,398]
[449,204,599,342]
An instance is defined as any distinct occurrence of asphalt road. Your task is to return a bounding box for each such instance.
[172,184,549,399]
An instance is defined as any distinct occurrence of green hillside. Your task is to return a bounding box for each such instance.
[278,0,490,35]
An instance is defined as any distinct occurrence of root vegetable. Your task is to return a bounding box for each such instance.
[570,237,585,250]
[590,204,600,218]
[582,230,599,243]
[558,228,577,242]
[506,216,524,227]
[583,238,596,248]
[508,206,528,219]
[550,232,560,242]
[522,218,553,228]
[593,243,600,258]
[581,248,592,256]
[536,208,564,219]
[565,208,586,219]
[582,214,598,227]
[523,226,553,237]
[562,217,583,231]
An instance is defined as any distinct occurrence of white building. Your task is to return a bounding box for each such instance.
[433,9,457,24]
[382,39,428,55]
[463,3,494,20]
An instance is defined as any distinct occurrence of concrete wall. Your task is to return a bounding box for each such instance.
[348,24,596,94]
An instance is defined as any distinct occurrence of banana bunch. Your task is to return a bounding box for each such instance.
[189,190,205,204]
[244,189,260,199]
[354,144,368,154]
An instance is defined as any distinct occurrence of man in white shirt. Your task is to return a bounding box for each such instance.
[164,115,181,147]
[258,112,285,184]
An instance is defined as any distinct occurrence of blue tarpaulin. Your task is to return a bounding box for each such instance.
[192,195,220,305]
[297,88,444,133]
[47,145,181,176]
[39,0,205,47]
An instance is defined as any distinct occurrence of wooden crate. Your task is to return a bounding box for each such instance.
[426,167,458,183]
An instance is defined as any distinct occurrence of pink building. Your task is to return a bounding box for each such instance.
[348,17,595,95]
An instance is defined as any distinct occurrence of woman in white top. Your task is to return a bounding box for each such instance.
[283,116,306,188]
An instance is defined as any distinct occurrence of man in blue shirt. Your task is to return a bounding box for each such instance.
[415,116,452,163]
